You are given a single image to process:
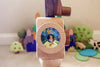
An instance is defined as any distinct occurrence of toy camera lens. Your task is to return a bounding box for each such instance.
[41,27,60,48]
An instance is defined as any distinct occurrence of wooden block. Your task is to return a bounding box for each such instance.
[62,7,71,16]
[65,30,70,46]
[45,0,71,17]
[54,0,62,16]
[45,0,55,17]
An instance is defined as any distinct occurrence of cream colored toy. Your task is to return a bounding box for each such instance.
[75,42,86,49]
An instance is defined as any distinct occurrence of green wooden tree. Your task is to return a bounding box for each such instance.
[10,41,24,54]
[17,28,26,49]
[73,26,93,42]
[18,28,26,38]
[73,26,93,49]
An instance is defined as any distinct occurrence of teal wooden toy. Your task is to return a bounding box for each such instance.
[80,49,97,57]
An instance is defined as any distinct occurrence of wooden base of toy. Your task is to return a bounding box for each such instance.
[15,51,20,54]
[39,59,62,67]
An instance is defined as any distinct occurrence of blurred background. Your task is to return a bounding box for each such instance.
[0,0,100,33]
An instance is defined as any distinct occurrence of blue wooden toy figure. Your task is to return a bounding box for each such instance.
[24,29,36,52]
[65,29,75,51]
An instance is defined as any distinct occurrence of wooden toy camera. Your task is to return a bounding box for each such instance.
[36,0,71,67]
[36,17,66,67]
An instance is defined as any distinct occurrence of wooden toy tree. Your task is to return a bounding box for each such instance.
[18,28,26,49]
[10,42,24,54]
[73,26,93,42]
[73,26,93,49]
[18,28,26,38]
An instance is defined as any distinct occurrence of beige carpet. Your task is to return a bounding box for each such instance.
[0,46,100,67]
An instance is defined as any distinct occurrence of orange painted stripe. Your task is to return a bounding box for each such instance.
[33,32,36,40]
